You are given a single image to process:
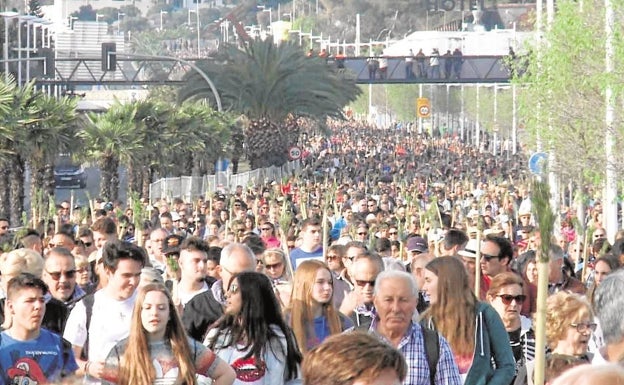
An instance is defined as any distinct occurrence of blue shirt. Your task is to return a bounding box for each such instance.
[0,328,79,383]
[289,246,323,270]
[369,320,461,385]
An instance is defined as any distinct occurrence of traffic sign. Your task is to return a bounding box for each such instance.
[416,98,431,118]
[288,146,302,160]
[528,152,548,175]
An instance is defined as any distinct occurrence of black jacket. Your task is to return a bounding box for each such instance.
[182,289,224,342]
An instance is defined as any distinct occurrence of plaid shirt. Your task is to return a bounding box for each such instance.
[370,319,462,385]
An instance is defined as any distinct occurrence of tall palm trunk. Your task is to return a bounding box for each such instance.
[100,155,120,202]
[9,155,25,227]
[30,161,50,227]
[141,165,153,201]
[0,152,9,219]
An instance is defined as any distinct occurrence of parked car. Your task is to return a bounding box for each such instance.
[54,155,87,189]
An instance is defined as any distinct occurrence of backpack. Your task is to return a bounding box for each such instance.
[356,322,439,385]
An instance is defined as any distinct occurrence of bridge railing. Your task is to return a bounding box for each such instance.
[148,160,302,202]
[331,55,522,84]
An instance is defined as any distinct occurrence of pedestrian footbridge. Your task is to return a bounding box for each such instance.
[333,55,521,84]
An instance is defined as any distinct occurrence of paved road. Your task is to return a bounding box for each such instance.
[25,166,128,211]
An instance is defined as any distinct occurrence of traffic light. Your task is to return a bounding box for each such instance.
[101,43,116,71]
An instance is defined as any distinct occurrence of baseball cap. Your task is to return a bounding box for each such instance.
[407,236,428,253]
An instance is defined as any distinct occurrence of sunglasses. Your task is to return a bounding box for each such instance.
[45,269,76,280]
[389,231,398,235]
[357,232,367,236]
[260,227,272,231]
[326,254,339,260]
[265,262,283,270]
[497,294,526,305]
[481,253,499,261]
[355,279,376,288]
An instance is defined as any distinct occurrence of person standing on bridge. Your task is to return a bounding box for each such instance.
[430,48,441,79]
[453,48,463,79]
[405,49,414,79]
[416,48,427,78]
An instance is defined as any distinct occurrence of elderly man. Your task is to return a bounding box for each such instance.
[42,247,85,309]
[339,253,384,328]
[370,270,461,385]
[593,269,624,364]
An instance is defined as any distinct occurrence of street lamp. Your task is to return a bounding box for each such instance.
[26,17,44,83]
[160,10,167,31]
[96,13,104,22]
[117,12,125,35]
[189,4,200,57]
[0,11,18,82]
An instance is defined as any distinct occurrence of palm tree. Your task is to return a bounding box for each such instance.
[127,98,172,197]
[0,79,16,220]
[18,92,78,223]
[178,39,360,169]
[80,102,143,201]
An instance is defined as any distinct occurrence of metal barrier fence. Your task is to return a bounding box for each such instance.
[149,160,302,202]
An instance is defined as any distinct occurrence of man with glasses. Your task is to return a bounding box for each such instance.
[42,247,85,310]
[339,253,384,329]
[480,235,514,292]
[77,227,97,259]
[46,232,75,257]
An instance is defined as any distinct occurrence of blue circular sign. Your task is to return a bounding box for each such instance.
[528,152,548,175]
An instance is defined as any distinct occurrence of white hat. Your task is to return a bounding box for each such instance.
[458,239,480,259]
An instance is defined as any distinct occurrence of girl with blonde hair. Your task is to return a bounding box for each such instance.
[101,283,234,385]
[288,260,351,354]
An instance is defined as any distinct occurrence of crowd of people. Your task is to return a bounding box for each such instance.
[0,121,623,384]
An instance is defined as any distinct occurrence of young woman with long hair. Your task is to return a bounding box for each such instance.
[288,259,352,354]
[205,272,302,384]
[421,256,515,385]
[101,283,235,385]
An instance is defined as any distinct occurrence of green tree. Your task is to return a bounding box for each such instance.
[81,102,143,201]
[179,39,360,168]
[516,0,624,185]
[0,78,17,219]
[27,0,44,18]
[19,92,78,223]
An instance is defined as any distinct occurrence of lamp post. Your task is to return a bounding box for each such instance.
[188,7,199,56]
[96,13,104,22]
[0,11,18,82]
[26,17,44,83]
[160,10,167,31]
[117,12,125,35]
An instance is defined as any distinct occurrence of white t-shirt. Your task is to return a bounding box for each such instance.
[63,289,137,384]
[178,281,209,307]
